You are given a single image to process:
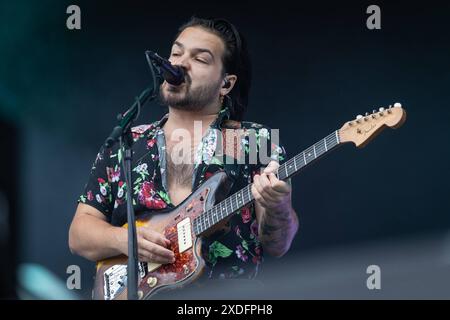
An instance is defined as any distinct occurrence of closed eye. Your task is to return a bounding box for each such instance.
[195,58,208,64]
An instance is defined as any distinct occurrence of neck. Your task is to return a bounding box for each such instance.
[165,103,222,134]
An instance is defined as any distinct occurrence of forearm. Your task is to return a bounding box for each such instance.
[257,203,299,257]
[69,213,127,261]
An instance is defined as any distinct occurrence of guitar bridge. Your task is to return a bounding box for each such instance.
[103,262,148,300]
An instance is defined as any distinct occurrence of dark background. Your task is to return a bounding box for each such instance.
[1,0,449,298]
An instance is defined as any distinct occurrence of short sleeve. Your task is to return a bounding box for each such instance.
[78,145,115,217]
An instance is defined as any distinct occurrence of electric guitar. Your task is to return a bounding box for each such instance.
[92,103,407,300]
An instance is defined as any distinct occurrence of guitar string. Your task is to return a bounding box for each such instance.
[194,131,339,232]
[194,131,340,233]
[195,138,336,232]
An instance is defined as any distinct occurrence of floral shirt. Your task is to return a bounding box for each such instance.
[79,107,287,280]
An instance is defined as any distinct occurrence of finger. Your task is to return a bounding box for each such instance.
[253,175,267,200]
[267,173,291,194]
[140,228,170,248]
[258,173,282,203]
[251,183,270,208]
[263,161,279,174]
[138,248,174,264]
[138,238,175,262]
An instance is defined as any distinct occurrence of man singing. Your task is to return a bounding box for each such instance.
[69,17,299,289]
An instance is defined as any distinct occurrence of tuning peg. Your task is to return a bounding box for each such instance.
[394,102,402,108]
[356,115,363,123]
[365,112,369,116]
[379,107,385,112]
[372,109,377,114]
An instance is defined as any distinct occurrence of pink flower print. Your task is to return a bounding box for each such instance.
[241,207,251,224]
[147,138,156,148]
[106,166,120,183]
[138,181,167,209]
[132,132,140,141]
[87,191,94,201]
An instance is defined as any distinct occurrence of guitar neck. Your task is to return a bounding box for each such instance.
[193,130,341,236]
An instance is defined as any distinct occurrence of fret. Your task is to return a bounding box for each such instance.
[212,206,218,223]
[305,148,313,163]
[230,195,236,213]
[317,140,325,156]
[214,205,219,219]
[237,192,243,207]
[194,131,342,235]
[221,201,227,215]
[206,211,210,228]
[198,214,205,232]
[226,196,233,214]
[197,217,203,234]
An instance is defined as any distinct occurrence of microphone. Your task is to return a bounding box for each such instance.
[145,50,185,86]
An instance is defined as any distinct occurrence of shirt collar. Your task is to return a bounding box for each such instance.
[153,106,231,132]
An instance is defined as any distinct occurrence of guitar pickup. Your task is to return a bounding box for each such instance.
[177,218,193,253]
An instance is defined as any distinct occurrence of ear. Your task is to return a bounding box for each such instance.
[220,74,237,96]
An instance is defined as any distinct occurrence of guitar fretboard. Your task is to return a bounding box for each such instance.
[192,130,341,236]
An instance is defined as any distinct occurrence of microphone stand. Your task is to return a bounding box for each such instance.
[103,53,162,300]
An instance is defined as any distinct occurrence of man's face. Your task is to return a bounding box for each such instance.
[159,26,225,111]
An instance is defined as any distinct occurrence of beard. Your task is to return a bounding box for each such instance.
[159,76,221,111]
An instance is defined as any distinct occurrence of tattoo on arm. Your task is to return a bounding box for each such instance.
[259,207,297,254]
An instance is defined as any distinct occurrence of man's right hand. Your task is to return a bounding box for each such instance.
[69,203,176,264]
[135,227,175,264]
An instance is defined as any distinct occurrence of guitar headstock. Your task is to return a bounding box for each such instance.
[339,102,406,148]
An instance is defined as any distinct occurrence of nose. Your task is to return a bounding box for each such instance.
[170,53,191,72]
